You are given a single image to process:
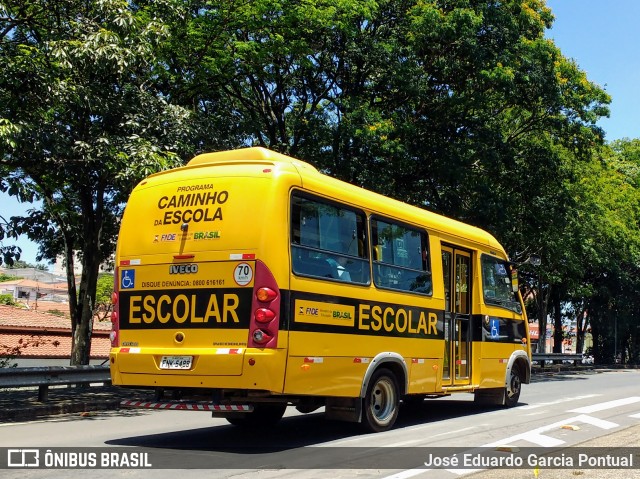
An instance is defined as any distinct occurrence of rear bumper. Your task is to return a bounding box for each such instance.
[109,347,287,393]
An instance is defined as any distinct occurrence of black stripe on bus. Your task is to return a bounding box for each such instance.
[119,288,253,329]
[471,314,527,344]
[285,291,444,340]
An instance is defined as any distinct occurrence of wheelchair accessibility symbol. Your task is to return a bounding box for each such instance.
[121,269,135,289]
[490,318,500,339]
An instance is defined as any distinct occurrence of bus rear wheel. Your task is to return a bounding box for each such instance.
[362,368,399,433]
[226,403,287,428]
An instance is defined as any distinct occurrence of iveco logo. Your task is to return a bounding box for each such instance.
[169,264,198,274]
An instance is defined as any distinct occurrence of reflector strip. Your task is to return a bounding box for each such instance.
[119,347,140,354]
[499,359,509,363]
[216,348,243,355]
[120,259,141,266]
[120,400,253,412]
[304,357,324,363]
[411,358,425,364]
[353,357,370,364]
[230,253,256,260]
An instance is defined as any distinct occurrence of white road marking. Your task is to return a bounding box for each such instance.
[387,427,478,446]
[573,414,618,430]
[568,396,640,414]
[381,398,638,479]
[519,394,600,410]
[382,468,428,479]
[381,414,622,479]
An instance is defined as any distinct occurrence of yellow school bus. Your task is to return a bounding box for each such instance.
[109,147,530,432]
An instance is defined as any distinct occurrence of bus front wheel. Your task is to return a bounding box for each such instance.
[504,364,522,407]
[362,368,400,433]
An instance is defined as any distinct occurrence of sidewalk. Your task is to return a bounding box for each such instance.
[467,424,640,479]
[0,385,155,422]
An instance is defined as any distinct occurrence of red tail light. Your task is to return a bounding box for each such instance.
[110,269,120,347]
[256,287,277,302]
[248,260,280,348]
[255,308,276,323]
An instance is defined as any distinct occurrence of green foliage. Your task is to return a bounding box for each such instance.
[93,274,114,323]
[0,0,193,363]
[0,0,638,363]
[0,293,19,306]
[96,274,114,306]
[3,259,47,270]
[0,272,18,282]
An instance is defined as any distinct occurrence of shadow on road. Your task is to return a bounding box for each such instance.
[104,398,503,468]
[105,398,496,449]
[529,369,597,384]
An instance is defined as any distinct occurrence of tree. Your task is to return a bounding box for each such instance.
[0,0,192,364]
[576,140,640,363]
[159,0,611,351]
[1,0,629,363]
[94,273,114,324]
[3,259,47,270]
[0,213,21,266]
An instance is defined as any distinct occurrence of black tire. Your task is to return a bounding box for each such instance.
[504,363,522,407]
[225,403,287,428]
[362,368,400,433]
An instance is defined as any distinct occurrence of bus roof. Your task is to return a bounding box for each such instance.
[185,147,504,255]
[188,147,318,173]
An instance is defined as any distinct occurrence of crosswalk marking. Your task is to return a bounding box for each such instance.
[381,397,640,479]
[573,414,618,430]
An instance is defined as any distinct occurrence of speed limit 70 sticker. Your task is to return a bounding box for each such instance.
[234,262,254,286]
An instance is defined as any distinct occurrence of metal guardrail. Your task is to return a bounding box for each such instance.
[0,356,587,404]
[0,365,111,402]
[532,353,584,364]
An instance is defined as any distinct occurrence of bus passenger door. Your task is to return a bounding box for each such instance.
[442,246,472,387]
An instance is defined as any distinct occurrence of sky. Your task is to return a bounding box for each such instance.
[1,0,640,267]
[545,0,640,141]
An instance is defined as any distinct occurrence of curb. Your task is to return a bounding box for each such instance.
[0,398,123,422]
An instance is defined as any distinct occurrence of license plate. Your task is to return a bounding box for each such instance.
[159,356,193,370]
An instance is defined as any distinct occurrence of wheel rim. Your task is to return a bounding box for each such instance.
[369,377,396,425]
[507,369,521,399]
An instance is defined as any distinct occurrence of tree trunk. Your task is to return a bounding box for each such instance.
[536,282,551,353]
[70,245,101,364]
[552,289,563,353]
[70,186,104,365]
[575,307,587,355]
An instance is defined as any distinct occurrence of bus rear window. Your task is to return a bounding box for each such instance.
[291,192,369,285]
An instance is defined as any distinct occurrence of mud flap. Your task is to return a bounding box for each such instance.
[325,397,362,423]
[473,388,505,406]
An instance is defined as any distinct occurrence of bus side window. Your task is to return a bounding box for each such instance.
[290,191,370,285]
[370,217,432,295]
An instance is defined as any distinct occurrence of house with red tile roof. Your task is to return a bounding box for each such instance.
[0,278,69,304]
[0,305,111,367]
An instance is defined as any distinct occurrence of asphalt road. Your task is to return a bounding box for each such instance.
[0,369,639,479]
